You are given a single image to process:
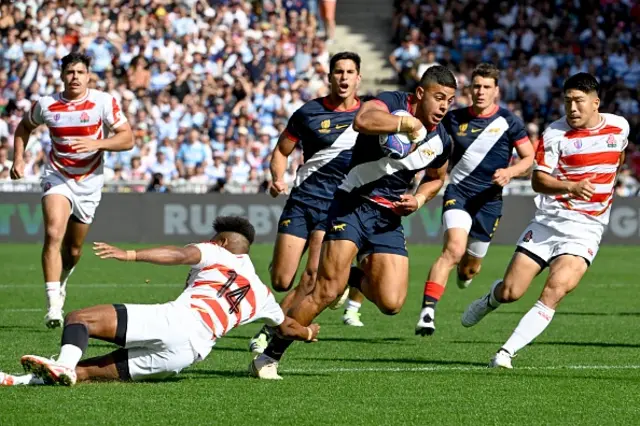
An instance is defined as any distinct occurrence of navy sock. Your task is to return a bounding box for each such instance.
[263,335,294,361]
[61,323,89,351]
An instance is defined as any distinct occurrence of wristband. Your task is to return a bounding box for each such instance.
[306,327,313,341]
[126,250,137,262]
[397,116,403,133]
[415,194,427,209]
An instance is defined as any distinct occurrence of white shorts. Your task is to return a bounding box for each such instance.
[442,209,491,258]
[123,302,210,381]
[41,165,102,224]
[516,218,601,267]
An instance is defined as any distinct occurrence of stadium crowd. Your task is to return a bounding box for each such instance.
[0,0,638,195]
[392,0,640,195]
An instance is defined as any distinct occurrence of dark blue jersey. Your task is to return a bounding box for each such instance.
[339,91,451,207]
[444,106,528,198]
[286,96,364,207]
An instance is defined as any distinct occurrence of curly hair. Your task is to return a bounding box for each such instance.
[213,216,256,245]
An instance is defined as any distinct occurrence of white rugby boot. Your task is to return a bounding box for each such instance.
[21,355,77,386]
[249,354,282,380]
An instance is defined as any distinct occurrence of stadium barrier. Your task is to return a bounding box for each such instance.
[1,193,639,245]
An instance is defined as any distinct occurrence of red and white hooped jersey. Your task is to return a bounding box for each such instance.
[175,243,284,341]
[28,89,127,181]
[534,113,629,228]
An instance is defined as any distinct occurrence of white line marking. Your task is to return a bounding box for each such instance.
[282,365,640,374]
[0,283,177,289]
[1,308,42,312]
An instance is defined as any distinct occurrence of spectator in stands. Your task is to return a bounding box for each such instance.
[147,173,170,193]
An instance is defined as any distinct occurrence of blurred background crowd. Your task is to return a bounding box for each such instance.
[0,0,638,195]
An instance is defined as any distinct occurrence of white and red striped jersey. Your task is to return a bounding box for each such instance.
[175,243,284,342]
[534,113,629,229]
[28,89,127,181]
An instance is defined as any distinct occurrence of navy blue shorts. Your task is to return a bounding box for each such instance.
[442,185,503,243]
[277,198,329,239]
[324,191,408,257]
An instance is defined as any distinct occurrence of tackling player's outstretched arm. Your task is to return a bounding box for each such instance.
[276,317,320,342]
[93,242,203,265]
[353,99,423,139]
[9,117,38,180]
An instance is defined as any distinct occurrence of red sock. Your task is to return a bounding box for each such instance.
[423,281,445,307]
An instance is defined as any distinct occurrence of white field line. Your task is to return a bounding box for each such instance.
[282,365,640,374]
[0,283,177,289]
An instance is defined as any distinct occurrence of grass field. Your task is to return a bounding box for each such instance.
[0,243,638,425]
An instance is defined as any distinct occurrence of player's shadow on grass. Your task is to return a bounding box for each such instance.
[188,369,323,378]
[299,356,486,367]
[453,340,640,349]
[222,335,408,345]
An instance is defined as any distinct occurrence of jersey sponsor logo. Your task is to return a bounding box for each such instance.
[607,134,616,148]
[522,230,533,242]
[444,199,456,207]
[335,124,349,130]
[420,147,435,156]
[471,128,483,133]
[319,119,331,134]
[331,223,347,232]
[279,219,291,227]
[457,123,468,136]
[487,127,501,134]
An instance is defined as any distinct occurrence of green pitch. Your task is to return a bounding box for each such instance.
[1,243,638,425]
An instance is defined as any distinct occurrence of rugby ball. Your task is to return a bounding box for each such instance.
[379,110,414,159]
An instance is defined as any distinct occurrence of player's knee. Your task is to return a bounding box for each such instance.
[541,281,572,306]
[498,278,523,303]
[442,243,466,266]
[64,309,86,326]
[44,223,65,246]
[376,293,405,316]
[271,271,294,292]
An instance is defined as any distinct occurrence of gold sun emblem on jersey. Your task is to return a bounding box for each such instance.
[457,123,468,136]
[319,119,331,134]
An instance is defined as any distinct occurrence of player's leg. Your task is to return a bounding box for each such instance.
[456,207,500,289]
[491,250,591,369]
[41,194,72,328]
[252,239,359,379]
[21,304,121,385]
[59,216,91,304]
[342,287,365,326]
[357,253,409,315]
[416,209,471,335]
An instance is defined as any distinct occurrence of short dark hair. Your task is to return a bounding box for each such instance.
[471,63,500,85]
[563,72,599,95]
[61,52,92,72]
[213,216,255,245]
[419,65,457,90]
[329,51,361,74]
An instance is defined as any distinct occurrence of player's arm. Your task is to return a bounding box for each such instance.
[393,161,448,216]
[276,317,320,342]
[353,99,423,140]
[9,117,38,180]
[96,123,135,152]
[505,139,535,179]
[532,171,595,200]
[93,242,203,265]
[269,126,298,197]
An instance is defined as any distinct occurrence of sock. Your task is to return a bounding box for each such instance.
[8,373,45,385]
[254,325,275,340]
[502,300,555,356]
[263,335,294,361]
[422,281,445,308]
[45,282,62,309]
[488,280,503,309]
[347,266,364,291]
[60,266,76,294]
[58,323,89,368]
[345,299,361,313]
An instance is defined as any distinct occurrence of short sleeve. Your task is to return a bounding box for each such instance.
[102,94,127,130]
[508,115,529,147]
[190,243,223,269]
[534,129,560,174]
[27,100,44,127]
[283,109,303,142]
[372,91,407,113]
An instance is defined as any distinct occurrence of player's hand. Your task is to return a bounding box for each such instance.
[405,116,427,143]
[492,168,513,187]
[392,194,419,216]
[569,179,596,201]
[9,160,25,180]
[305,323,320,342]
[269,180,288,198]
[69,138,101,153]
[93,242,127,261]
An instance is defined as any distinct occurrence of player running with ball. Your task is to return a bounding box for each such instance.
[10,53,134,328]
[461,73,630,368]
[251,66,457,380]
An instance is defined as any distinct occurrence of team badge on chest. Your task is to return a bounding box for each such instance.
[80,112,90,123]
[606,134,616,148]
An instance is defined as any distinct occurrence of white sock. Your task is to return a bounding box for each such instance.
[488,280,503,308]
[45,282,62,309]
[10,373,45,385]
[502,300,555,356]
[60,266,76,293]
[345,299,361,312]
[57,344,83,369]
